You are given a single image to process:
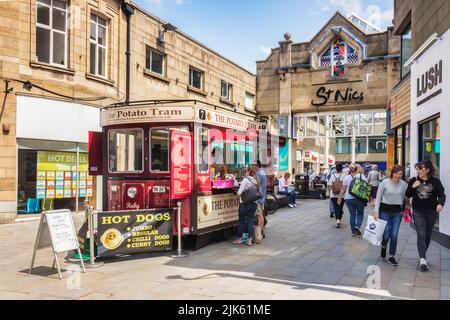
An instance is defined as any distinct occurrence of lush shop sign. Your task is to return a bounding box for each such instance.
[96,209,173,257]
[416,60,443,107]
[311,86,364,107]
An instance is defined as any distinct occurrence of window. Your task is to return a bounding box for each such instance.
[419,117,440,172]
[336,138,351,154]
[146,47,164,75]
[198,128,209,173]
[245,92,255,110]
[319,38,359,75]
[369,137,387,154]
[109,129,143,173]
[221,80,233,101]
[36,0,67,66]
[401,24,412,79]
[356,137,368,154]
[90,14,108,77]
[150,129,170,172]
[189,67,203,90]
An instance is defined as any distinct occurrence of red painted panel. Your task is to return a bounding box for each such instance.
[170,130,193,200]
[145,181,170,209]
[107,181,122,211]
[88,131,103,176]
[121,183,145,210]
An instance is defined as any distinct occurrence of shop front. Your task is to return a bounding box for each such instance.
[16,96,102,215]
[410,29,449,238]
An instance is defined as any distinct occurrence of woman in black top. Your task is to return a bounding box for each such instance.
[406,160,446,272]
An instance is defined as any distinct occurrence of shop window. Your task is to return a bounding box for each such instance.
[369,136,387,154]
[36,0,67,66]
[356,137,368,154]
[90,14,108,77]
[419,117,440,172]
[189,67,203,90]
[109,129,143,173]
[401,24,412,79]
[146,47,164,75]
[150,128,169,172]
[221,80,233,101]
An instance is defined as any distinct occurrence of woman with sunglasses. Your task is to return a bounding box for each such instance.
[406,160,446,272]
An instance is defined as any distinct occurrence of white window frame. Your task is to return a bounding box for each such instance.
[189,67,203,90]
[107,128,144,174]
[245,92,255,110]
[36,0,68,67]
[90,13,108,78]
[221,80,233,101]
[146,47,165,75]
[319,41,358,70]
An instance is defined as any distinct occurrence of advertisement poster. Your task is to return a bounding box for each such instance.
[170,130,193,200]
[279,142,289,172]
[36,151,93,199]
[96,210,173,257]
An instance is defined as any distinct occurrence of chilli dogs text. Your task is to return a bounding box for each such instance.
[101,213,171,225]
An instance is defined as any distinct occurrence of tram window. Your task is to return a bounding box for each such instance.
[108,129,143,173]
[150,129,169,172]
[199,128,209,173]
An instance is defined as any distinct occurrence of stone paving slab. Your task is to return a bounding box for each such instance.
[0,200,449,300]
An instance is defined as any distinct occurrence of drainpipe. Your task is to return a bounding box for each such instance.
[122,1,135,104]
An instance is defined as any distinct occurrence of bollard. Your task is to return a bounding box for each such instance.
[84,204,104,268]
[170,202,189,258]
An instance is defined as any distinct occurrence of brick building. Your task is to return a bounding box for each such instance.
[390,0,450,242]
[0,0,256,224]
[256,12,400,176]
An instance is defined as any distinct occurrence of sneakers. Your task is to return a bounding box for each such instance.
[293,203,298,208]
[355,228,362,237]
[419,258,429,272]
[388,257,398,267]
[352,232,357,237]
[330,213,335,218]
[288,204,295,208]
[381,246,387,259]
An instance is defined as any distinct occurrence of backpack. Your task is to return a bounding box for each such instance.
[349,174,372,202]
[331,174,343,195]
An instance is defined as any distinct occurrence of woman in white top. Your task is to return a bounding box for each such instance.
[338,163,368,237]
[374,165,408,267]
[278,172,297,208]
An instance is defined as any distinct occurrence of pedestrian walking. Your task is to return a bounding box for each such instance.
[233,166,260,246]
[338,163,368,237]
[328,163,347,228]
[368,165,382,205]
[278,172,297,208]
[406,160,446,272]
[374,165,408,266]
[254,161,267,244]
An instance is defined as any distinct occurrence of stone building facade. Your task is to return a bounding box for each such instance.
[0,0,256,224]
[256,12,400,175]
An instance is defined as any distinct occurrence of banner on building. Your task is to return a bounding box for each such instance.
[96,209,173,257]
[279,142,289,171]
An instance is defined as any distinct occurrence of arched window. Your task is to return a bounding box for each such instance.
[319,38,359,74]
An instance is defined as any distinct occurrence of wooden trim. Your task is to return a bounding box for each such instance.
[30,61,75,75]
[85,73,116,86]
[143,69,170,84]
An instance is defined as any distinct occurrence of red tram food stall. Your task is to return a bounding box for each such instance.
[89,100,281,248]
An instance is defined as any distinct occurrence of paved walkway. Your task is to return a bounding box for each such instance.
[0,200,449,300]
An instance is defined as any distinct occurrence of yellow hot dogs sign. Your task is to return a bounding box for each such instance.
[96,210,173,257]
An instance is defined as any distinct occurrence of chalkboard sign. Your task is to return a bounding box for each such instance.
[30,210,85,279]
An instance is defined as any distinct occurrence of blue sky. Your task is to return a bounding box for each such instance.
[133,0,394,73]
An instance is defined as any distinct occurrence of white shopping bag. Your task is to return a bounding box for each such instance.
[363,215,388,246]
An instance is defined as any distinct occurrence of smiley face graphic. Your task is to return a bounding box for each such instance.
[100,229,124,250]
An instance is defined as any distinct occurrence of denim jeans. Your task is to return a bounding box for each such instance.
[332,198,345,220]
[238,202,257,239]
[413,211,439,259]
[346,198,365,233]
[380,211,402,256]
[279,191,296,205]
[330,199,335,214]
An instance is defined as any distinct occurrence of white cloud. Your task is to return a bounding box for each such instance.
[258,46,272,55]
[175,0,189,4]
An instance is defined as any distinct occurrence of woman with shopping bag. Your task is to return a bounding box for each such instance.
[373,165,408,267]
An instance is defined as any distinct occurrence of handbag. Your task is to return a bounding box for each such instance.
[403,208,412,223]
[241,178,262,204]
[349,174,372,202]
